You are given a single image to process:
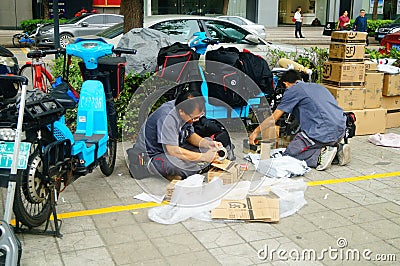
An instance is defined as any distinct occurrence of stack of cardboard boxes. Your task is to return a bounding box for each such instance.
[382,69,400,129]
[322,31,387,135]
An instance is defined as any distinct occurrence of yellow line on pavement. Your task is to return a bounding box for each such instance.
[20,47,29,54]
[10,171,399,224]
[55,201,166,219]
[307,171,400,186]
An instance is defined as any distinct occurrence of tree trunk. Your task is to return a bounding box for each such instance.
[120,0,144,33]
[43,0,50,19]
[372,0,378,20]
[222,0,229,15]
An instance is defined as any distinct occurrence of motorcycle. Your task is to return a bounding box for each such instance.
[0,38,136,237]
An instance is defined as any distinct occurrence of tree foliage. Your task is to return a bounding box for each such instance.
[120,0,144,33]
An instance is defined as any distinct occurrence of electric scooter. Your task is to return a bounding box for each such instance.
[0,38,136,238]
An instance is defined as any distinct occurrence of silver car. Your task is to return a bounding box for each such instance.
[35,13,123,48]
[217,15,266,39]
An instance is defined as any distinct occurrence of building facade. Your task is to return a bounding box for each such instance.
[0,0,396,29]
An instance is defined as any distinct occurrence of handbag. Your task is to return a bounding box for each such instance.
[292,17,296,22]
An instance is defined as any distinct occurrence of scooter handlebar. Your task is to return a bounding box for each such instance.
[27,48,65,58]
[0,74,28,85]
[202,38,219,45]
[113,48,137,56]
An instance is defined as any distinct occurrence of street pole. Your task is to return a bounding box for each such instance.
[53,0,60,58]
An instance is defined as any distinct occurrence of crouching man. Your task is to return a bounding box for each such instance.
[249,70,350,170]
[129,89,222,180]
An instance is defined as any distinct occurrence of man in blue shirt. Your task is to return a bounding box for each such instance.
[249,70,349,170]
[353,9,368,45]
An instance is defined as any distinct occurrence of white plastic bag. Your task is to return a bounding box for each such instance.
[250,177,307,218]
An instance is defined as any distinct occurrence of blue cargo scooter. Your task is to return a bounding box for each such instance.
[0,38,136,237]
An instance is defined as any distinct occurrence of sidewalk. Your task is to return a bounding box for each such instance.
[4,128,399,265]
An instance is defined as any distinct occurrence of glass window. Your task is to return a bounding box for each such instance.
[150,19,201,42]
[84,15,105,24]
[97,23,123,38]
[229,17,245,25]
[107,15,123,24]
[205,20,248,44]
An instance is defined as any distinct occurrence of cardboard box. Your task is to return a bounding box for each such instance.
[243,126,280,153]
[165,180,180,202]
[386,110,400,128]
[364,60,378,72]
[329,42,365,62]
[325,85,366,110]
[322,62,365,87]
[382,95,400,110]
[351,108,387,135]
[211,196,280,223]
[364,72,383,108]
[207,159,240,184]
[383,74,400,96]
[331,31,368,44]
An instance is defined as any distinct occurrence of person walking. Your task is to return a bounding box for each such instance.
[353,9,368,45]
[337,10,350,30]
[294,6,305,38]
[248,70,350,171]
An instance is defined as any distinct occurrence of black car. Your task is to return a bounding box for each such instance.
[375,17,400,41]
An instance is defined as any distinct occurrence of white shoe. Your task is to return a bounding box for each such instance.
[337,143,350,166]
[316,146,337,171]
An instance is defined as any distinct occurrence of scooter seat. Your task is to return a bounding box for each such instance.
[71,133,108,166]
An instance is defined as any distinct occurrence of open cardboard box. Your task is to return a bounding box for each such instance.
[211,195,280,223]
[207,159,240,184]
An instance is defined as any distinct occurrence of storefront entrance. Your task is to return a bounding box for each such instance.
[278,0,317,25]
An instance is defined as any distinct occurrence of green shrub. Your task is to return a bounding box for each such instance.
[337,19,393,36]
[20,18,67,34]
[266,47,329,83]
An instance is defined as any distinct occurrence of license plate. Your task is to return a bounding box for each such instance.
[0,142,32,170]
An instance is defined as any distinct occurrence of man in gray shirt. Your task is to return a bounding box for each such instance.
[133,89,222,180]
[249,70,349,170]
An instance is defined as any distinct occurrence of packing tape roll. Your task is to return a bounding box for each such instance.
[217,147,228,161]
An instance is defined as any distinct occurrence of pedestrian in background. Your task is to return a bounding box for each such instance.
[337,10,350,30]
[353,9,368,45]
[294,6,304,38]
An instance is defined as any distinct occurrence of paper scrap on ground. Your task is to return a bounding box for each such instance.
[134,192,164,204]
[368,133,400,148]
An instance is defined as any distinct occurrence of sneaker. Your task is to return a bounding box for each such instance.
[337,143,350,166]
[316,146,337,171]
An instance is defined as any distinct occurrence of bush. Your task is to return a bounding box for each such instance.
[20,18,67,34]
[266,47,329,83]
[336,19,393,36]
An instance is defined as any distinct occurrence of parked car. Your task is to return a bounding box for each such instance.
[144,15,302,62]
[35,13,124,48]
[217,15,266,39]
[95,22,124,46]
[85,15,304,65]
[379,32,400,54]
[375,17,400,41]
